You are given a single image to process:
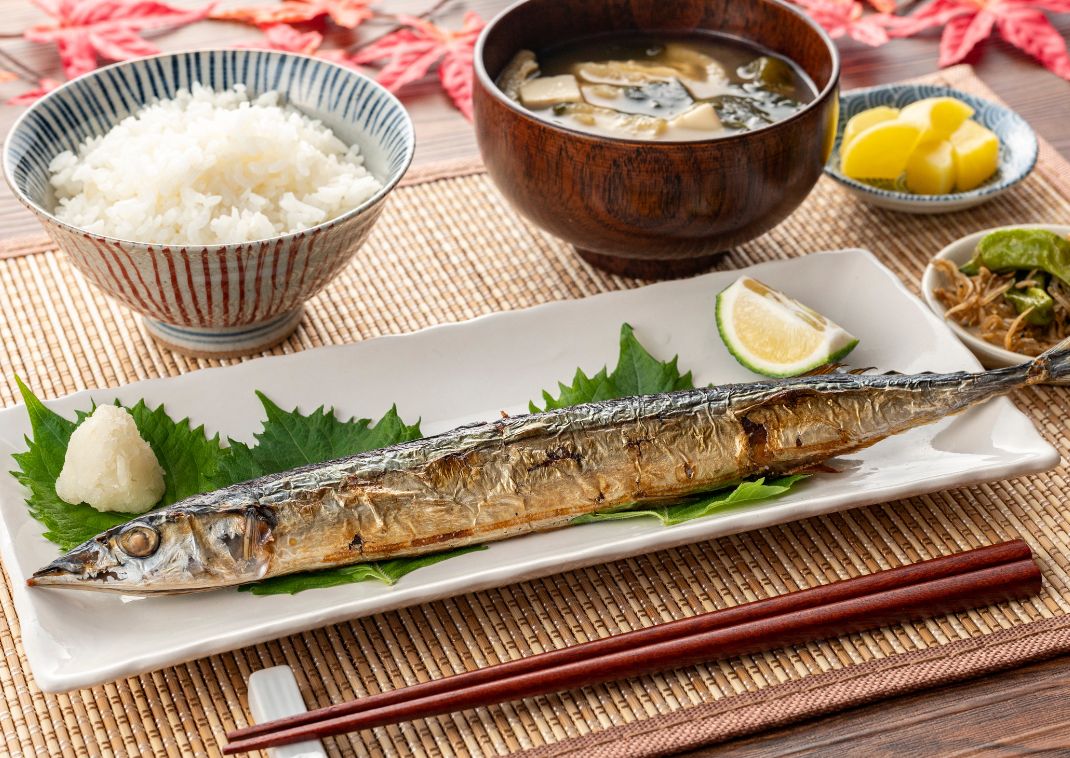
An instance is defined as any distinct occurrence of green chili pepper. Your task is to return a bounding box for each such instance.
[1004,286,1055,326]
[960,229,1070,286]
[1020,270,1049,288]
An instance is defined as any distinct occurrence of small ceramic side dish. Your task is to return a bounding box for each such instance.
[824,84,1037,214]
[922,224,1070,367]
[3,50,414,356]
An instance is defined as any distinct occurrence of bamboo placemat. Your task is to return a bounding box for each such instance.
[1,65,1069,758]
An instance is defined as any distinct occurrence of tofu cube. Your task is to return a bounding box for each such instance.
[667,103,722,133]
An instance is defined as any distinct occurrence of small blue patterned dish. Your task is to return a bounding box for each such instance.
[824,84,1037,214]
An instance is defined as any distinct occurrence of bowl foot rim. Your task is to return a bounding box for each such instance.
[575,247,727,279]
[142,306,304,358]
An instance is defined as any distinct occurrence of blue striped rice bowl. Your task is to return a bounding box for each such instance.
[2,50,415,356]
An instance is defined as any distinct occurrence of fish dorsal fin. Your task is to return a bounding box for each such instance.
[802,362,846,376]
[803,363,880,376]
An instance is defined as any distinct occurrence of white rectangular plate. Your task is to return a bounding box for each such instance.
[0,250,1058,692]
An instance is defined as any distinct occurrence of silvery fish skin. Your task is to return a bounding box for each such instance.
[29,340,1070,594]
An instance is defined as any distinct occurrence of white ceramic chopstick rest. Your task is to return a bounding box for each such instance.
[247,666,327,758]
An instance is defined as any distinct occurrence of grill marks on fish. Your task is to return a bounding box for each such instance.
[423,448,485,488]
[243,508,274,563]
[525,443,584,473]
[733,382,951,474]
[739,415,770,459]
[738,388,855,470]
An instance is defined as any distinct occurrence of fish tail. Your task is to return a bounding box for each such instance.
[1025,336,1070,385]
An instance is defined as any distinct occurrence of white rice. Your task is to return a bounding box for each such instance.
[48,83,383,245]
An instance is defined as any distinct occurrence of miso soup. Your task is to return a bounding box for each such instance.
[496,32,816,141]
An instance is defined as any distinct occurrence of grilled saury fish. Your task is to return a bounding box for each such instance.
[29,338,1070,594]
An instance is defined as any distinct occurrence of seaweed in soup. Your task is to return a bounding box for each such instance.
[497,32,814,141]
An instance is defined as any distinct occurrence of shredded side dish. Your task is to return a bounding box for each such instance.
[934,259,1070,355]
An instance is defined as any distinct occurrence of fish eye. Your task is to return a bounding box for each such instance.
[116,525,160,558]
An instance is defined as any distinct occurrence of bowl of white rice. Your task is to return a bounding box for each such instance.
[3,50,414,355]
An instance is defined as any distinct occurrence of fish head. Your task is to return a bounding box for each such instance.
[28,505,276,594]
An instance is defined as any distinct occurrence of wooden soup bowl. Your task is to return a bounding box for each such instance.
[473,0,840,279]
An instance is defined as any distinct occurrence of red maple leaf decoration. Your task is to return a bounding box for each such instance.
[6,78,62,106]
[867,0,898,12]
[233,23,362,70]
[790,0,898,45]
[351,11,485,119]
[211,0,372,30]
[239,23,324,55]
[26,0,214,80]
[890,0,1070,80]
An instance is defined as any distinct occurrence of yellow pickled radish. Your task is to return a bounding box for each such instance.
[950,119,999,191]
[842,106,899,150]
[899,97,975,141]
[905,140,955,195]
[840,120,924,180]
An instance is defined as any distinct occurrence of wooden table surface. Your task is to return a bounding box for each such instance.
[1,1,1068,754]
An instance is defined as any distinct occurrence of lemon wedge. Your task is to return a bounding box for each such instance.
[716,277,859,377]
[842,106,899,151]
[840,121,924,180]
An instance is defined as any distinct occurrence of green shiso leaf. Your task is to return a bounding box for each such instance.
[238,546,487,596]
[530,323,694,412]
[215,392,422,486]
[9,378,225,551]
[124,399,225,505]
[571,475,807,527]
[611,323,695,398]
[10,378,127,551]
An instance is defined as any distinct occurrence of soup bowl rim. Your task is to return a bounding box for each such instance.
[473,0,841,147]
[2,49,416,252]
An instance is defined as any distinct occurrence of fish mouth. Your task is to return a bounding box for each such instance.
[28,543,127,590]
[28,569,124,589]
[28,565,220,594]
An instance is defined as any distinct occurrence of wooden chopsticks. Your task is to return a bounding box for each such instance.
[222,540,1040,754]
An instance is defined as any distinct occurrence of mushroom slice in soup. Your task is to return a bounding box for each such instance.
[573,61,680,86]
[497,49,540,99]
[662,43,732,99]
[519,74,582,108]
[662,42,726,78]
[554,102,668,137]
